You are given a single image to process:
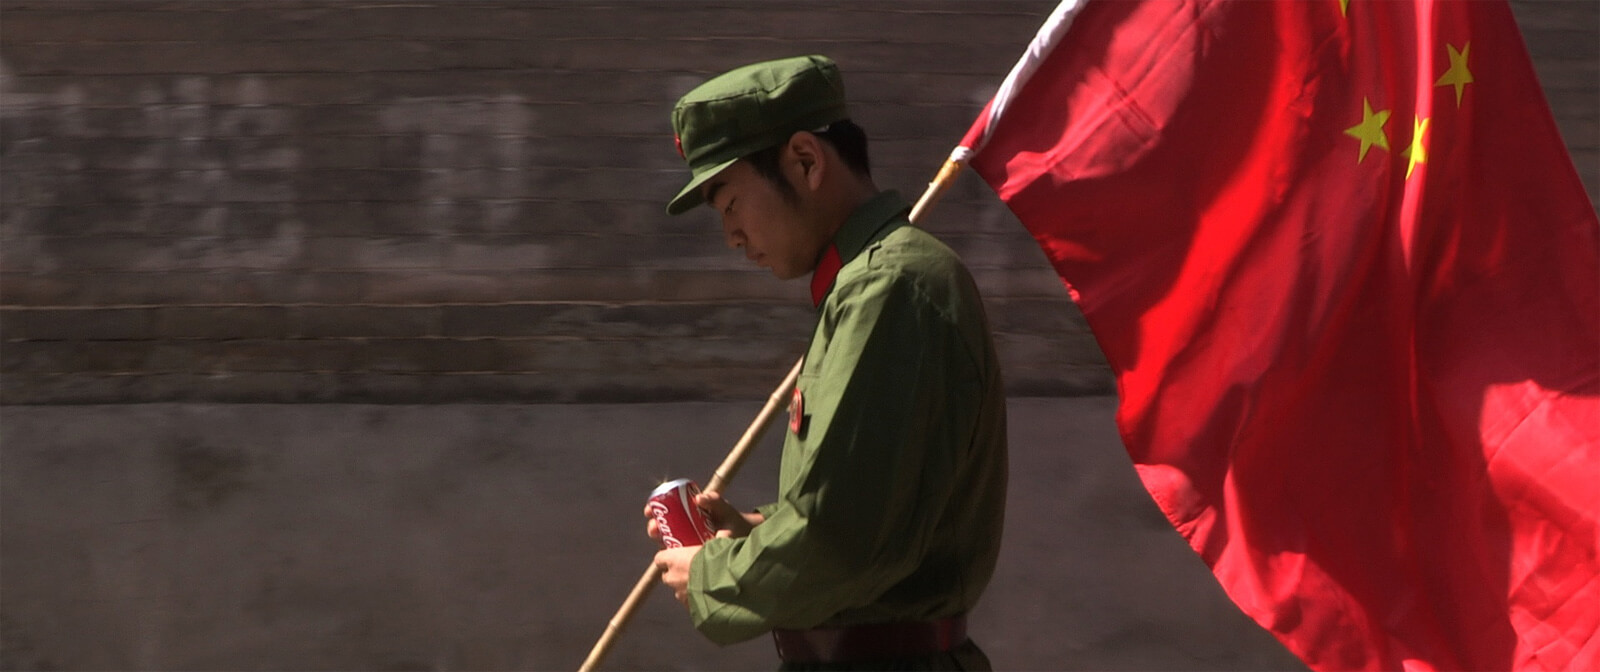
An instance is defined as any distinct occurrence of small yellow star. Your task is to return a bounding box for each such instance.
[1339,0,1350,17]
[1343,98,1391,163]
[1403,116,1430,179]
[1435,42,1474,107]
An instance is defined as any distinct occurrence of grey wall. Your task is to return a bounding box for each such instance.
[0,0,1111,404]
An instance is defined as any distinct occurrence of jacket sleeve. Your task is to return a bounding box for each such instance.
[685,267,984,644]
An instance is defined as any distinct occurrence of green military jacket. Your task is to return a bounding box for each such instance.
[687,190,1009,645]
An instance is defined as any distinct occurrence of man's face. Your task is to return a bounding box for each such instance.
[700,159,823,280]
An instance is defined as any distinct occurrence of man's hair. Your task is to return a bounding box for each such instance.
[746,119,871,202]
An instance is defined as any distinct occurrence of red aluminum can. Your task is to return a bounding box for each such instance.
[647,478,716,549]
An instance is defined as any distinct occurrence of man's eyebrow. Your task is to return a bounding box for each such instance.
[703,181,725,209]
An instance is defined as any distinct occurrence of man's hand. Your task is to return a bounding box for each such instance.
[641,491,767,610]
[642,491,765,542]
[654,546,699,607]
[695,491,765,538]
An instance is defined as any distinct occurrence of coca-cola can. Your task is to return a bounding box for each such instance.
[647,478,716,549]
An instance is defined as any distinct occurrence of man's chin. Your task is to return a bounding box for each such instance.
[770,266,807,281]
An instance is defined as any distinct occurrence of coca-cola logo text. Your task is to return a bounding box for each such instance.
[647,501,686,549]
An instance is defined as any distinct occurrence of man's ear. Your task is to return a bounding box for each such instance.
[784,131,826,192]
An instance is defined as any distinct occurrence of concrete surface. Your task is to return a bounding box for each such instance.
[1,397,1304,671]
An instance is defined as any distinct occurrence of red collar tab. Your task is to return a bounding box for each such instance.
[674,134,685,159]
[810,245,843,309]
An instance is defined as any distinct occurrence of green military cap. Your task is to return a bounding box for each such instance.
[667,55,849,215]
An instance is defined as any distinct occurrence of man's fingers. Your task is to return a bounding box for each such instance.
[695,491,743,531]
[653,546,697,607]
[694,491,723,512]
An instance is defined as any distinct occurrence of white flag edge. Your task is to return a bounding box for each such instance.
[951,0,1090,164]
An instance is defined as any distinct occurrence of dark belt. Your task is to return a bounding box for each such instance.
[771,614,968,664]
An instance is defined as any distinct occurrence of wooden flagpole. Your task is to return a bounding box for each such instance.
[909,159,966,224]
[577,160,965,672]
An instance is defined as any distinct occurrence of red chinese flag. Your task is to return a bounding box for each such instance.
[961,0,1600,669]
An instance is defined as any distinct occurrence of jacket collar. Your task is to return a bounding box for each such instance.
[809,190,911,308]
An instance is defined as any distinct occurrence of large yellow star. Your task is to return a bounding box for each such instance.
[1403,116,1430,179]
[1339,0,1350,17]
[1343,98,1391,163]
[1435,42,1473,107]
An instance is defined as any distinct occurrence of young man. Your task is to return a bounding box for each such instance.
[650,55,1008,670]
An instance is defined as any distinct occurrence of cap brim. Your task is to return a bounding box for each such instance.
[666,156,739,216]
